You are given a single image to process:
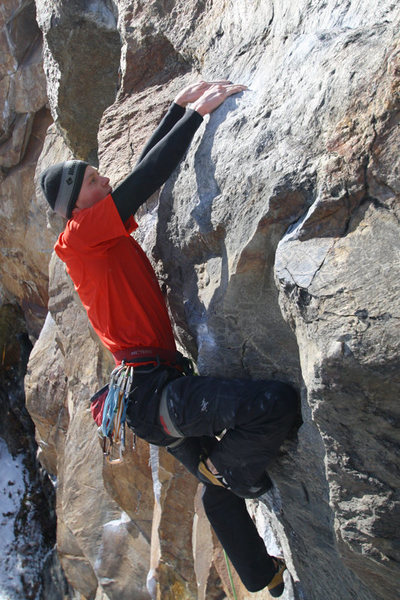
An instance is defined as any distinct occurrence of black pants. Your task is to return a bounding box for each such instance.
[203,485,277,591]
[126,368,299,592]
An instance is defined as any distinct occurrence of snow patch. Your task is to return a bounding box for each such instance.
[0,438,48,600]
[103,511,131,531]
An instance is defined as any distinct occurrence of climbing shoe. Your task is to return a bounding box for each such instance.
[198,459,274,498]
[268,557,286,597]
[198,458,229,488]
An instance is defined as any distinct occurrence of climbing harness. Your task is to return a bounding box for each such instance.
[97,362,134,463]
[89,349,196,462]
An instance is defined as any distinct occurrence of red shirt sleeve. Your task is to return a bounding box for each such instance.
[56,194,137,255]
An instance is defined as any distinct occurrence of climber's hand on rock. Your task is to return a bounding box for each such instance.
[191,83,248,116]
[174,80,231,107]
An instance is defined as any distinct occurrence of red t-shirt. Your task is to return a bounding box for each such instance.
[54,194,176,355]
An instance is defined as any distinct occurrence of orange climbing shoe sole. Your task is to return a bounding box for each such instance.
[268,557,286,597]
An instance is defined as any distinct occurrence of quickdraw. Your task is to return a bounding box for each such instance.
[98,362,134,463]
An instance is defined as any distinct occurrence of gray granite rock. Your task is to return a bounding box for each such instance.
[35,0,121,162]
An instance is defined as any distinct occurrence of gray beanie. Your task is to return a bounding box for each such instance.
[40,160,88,219]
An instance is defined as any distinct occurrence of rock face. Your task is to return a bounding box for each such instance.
[36,0,121,163]
[0,0,52,338]
[0,3,76,598]
[10,0,400,598]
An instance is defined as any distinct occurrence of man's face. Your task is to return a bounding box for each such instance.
[73,166,112,214]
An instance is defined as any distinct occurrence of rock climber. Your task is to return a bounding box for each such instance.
[40,80,299,596]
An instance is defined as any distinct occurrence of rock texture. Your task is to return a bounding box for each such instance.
[0,3,76,598]
[8,0,400,598]
[0,0,52,338]
[36,0,121,163]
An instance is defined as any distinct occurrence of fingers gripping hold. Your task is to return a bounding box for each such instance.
[175,80,248,116]
[191,82,248,116]
[174,80,232,106]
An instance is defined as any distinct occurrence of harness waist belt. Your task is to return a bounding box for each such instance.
[112,346,181,366]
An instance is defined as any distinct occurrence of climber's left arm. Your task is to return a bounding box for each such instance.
[135,80,231,163]
[111,81,247,223]
[111,107,203,222]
